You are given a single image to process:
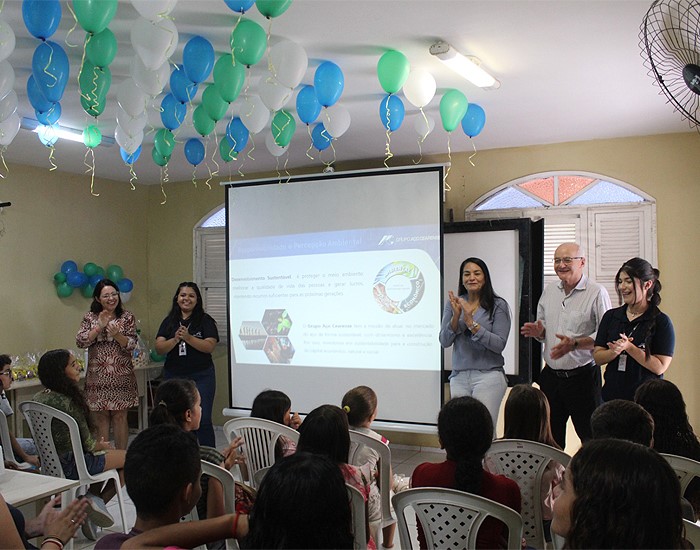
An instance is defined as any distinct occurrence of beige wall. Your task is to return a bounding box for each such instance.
[3,131,699,445]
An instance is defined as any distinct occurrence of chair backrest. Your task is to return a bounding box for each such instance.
[485,438,571,549]
[392,487,523,550]
[683,518,700,548]
[660,453,700,493]
[222,417,299,489]
[346,483,368,550]
[200,461,239,550]
[348,429,396,529]
[0,409,18,463]
[252,465,271,488]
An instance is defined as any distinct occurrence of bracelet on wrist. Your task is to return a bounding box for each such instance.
[42,536,65,550]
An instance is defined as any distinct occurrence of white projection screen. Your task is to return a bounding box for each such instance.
[225,166,444,426]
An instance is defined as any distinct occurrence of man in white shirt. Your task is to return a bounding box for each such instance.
[521,243,611,448]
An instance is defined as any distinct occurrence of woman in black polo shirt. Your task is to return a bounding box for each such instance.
[593,257,674,401]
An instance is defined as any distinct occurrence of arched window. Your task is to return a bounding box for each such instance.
[465,172,657,300]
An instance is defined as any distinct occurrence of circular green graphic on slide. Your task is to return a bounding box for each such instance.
[373,261,425,314]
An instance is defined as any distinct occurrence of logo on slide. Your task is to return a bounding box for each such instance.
[373,261,425,314]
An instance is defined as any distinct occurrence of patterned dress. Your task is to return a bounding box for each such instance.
[76,310,138,411]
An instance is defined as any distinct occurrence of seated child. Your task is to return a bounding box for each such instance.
[250,389,301,458]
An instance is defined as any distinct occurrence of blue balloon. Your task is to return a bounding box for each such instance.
[61,260,77,274]
[27,75,54,112]
[226,117,249,152]
[461,103,486,138]
[296,85,321,125]
[169,65,199,104]
[120,145,142,165]
[117,278,134,293]
[23,0,62,40]
[183,36,215,84]
[160,93,187,130]
[89,274,104,286]
[223,0,255,13]
[35,102,61,126]
[32,41,70,103]
[379,94,405,132]
[311,123,332,151]
[37,125,58,147]
[314,61,344,107]
[67,271,88,288]
[184,138,205,166]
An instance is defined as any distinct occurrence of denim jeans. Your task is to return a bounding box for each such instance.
[164,365,216,447]
[449,369,508,432]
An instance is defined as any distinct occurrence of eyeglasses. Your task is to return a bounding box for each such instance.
[0,370,12,377]
[100,293,119,300]
[553,257,583,265]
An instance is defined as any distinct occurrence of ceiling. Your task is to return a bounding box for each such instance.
[0,0,694,185]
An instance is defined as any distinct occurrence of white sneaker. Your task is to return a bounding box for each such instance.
[83,494,115,528]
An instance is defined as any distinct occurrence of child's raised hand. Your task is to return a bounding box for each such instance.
[289,412,302,429]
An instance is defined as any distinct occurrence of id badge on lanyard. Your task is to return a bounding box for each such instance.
[618,353,627,372]
[179,340,187,356]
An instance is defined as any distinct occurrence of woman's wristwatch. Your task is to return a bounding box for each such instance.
[469,322,480,333]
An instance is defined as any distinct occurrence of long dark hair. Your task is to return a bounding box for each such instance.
[438,396,493,495]
[615,257,662,360]
[342,385,377,427]
[162,282,207,334]
[635,379,700,460]
[37,349,93,431]
[244,452,354,549]
[566,439,683,549]
[90,279,124,317]
[456,257,499,319]
[297,404,350,464]
[503,384,560,449]
[251,389,292,425]
[149,379,199,430]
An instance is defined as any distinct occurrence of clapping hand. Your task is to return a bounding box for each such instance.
[521,320,545,338]
[607,333,634,356]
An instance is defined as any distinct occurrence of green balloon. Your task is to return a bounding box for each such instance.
[96,265,105,276]
[154,128,176,157]
[377,50,410,94]
[193,105,217,137]
[83,125,102,148]
[230,18,267,67]
[81,284,95,298]
[54,272,66,284]
[256,0,293,18]
[152,146,170,167]
[83,262,98,277]
[56,282,73,298]
[85,28,117,68]
[271,110,296,147]
[439,89,469,133]
[149,349,167,362]
[106,264,124,281]
[213,54,245,103]
[202,84,230,122]
[73,0,118,34]
[79,61,111,117]
[219,138,238,162]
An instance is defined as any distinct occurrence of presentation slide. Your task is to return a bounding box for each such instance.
[226,167,444,425]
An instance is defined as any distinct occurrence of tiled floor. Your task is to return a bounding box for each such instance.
[67,428,444,550]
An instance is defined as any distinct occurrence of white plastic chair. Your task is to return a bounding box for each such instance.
[0,409,32,469]
[347,483,368,550]
[683,518,700,548]
[485,439,571,549]
[223,417,299,489]
[349,429,396,531]
[252,464,271,488]
[660,453,700,493]
[392,487,523,550]
[201,460,240,550]
[18,401,128,541]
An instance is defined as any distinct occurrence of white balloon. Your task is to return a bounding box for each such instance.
[131,56,170,97]
[0,20,16,63]
[0,90,17,122]
[117,79,148,117]
[258,77,292,112]
[0,112,19,146]
[241,95,270,134]
[114,125,144,155]
[116,106,148,138]
[0,60,15,101]
[403,69,437,108]
[269,40,308,89]
[323,104,351,138]
[265,132,288,157]
[130,17,178,70]
[413,112,435,137]
[131,0,179,21]
[120,290,132,303]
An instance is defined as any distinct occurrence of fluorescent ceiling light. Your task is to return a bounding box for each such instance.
[20,117,115,146]
[430,41,500,89]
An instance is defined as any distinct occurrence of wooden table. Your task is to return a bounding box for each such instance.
[0,468,79,507]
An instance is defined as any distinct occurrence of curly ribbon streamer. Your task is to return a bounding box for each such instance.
[383,99,394,168]
[468,137,478,167]
[0,1,5,13]
[159,170,167,205]
[275,156,281,181]
[246,133,255,161]
[83,148,98,196]
[413,108,430,165]
[0,146,8,179]
[305,124,315,160]
[229,15,242,66]
[191,167,197,188]
[283,153,291,184]
[41,42,59,90]
[206,133,219,190]
[128,165,137,190]
[48,145,57,171]
[64,3,81,49]
[443,134,452,192]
